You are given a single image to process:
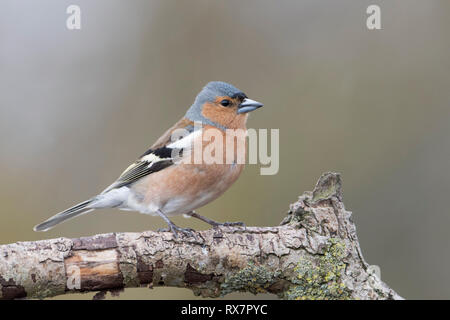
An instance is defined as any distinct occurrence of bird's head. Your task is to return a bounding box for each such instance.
[185,81,263,129]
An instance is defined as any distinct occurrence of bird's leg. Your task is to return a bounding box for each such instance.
[156,209,197,239]
[187,211,245,228]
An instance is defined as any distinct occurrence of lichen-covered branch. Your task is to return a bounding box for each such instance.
[0,172,402,300]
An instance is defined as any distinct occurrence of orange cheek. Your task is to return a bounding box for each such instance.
[201,102,237,126]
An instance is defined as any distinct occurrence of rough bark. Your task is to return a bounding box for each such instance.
[0,172,402,300]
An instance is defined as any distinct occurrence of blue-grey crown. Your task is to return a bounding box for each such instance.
[185,81,245,129]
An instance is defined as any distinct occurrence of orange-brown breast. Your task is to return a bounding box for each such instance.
[132,126,247,215]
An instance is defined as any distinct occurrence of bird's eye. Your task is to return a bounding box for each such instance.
[220,99,231,107]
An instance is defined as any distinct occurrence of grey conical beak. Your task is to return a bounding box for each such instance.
[237,98,263,114]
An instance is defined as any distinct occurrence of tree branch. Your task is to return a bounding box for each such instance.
[0,172,402,300]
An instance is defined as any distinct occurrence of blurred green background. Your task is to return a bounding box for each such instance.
[1,0,449,299]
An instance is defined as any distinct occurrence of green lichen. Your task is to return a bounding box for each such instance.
[284,238,351,300]
[220,262,280,296]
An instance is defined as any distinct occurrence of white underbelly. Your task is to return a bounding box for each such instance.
[120,189,218,217]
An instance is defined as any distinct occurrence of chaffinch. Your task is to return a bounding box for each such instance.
[34,81,263,238]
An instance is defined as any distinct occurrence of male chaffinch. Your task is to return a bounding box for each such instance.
[34,81,263,238]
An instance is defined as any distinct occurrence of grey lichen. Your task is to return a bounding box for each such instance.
[280,194,312,227]
[312,172,343,203]
[281,173,342,227]
[220,262,280,296]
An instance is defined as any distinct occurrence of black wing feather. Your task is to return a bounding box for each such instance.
[112,159,173,190]
[102,146,178,193]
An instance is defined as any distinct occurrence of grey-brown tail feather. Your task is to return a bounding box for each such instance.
[33,199,94,232]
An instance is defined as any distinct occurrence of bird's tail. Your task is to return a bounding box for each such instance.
[33,199,95,232]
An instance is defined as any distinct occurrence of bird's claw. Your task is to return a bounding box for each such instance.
[159,224,197,240]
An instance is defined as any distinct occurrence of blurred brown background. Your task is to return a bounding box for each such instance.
[1,0,449,299]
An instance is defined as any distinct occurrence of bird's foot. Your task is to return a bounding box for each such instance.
[159,223,197,240]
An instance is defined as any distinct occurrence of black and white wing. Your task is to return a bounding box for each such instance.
[101,125,201,193]
[101,146,177,193]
